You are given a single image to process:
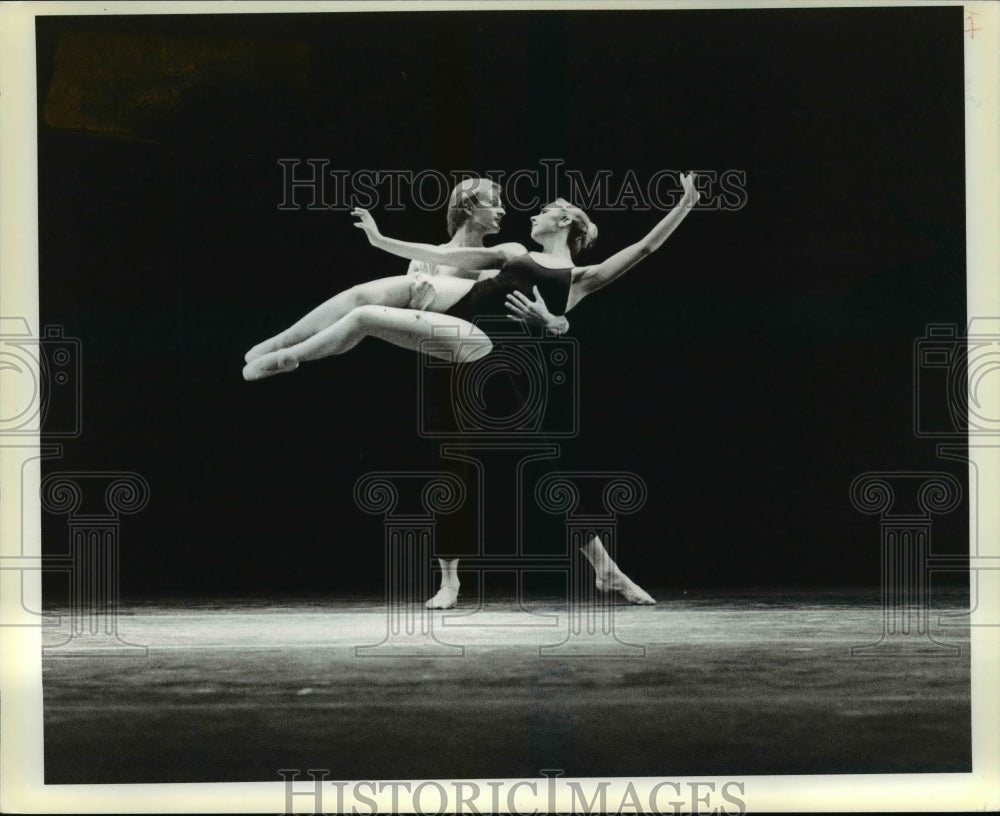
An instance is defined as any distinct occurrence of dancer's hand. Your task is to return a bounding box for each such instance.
[679,173,700,208]
[409,272,438,312]
[506,286,569,336]
[351,207,382,245]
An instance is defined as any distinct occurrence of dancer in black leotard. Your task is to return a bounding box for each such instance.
[242,172,699,380]
[444,253,571,337]
[243,174,699,606]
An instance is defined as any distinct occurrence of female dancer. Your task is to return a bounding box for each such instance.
[242,173,700,380]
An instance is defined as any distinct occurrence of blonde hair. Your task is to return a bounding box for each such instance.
[447,178,501,237]
[548,198,598,255]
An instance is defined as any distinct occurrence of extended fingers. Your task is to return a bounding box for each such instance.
[505,295,531,317]
[351,206,377,233]
[350,208,375,228]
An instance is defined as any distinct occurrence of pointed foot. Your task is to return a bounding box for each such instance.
[595,572,656,605]
[242,351,300,381]
[245,339,284,363]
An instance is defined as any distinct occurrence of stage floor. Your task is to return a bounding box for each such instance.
[41,589,971,783]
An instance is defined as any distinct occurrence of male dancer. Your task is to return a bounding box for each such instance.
[421,179,655,609]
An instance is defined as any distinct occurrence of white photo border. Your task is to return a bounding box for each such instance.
[1,1,997,812]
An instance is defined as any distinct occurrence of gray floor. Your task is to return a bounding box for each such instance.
[42,590,972,783]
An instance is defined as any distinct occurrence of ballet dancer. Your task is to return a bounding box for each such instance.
[242,173,699,379]
[355,173,700,607]
[243,178,564,374]
[243,173,700,607]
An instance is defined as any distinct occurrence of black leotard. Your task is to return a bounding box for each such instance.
[432,253,575,558]
[444,253,572,336]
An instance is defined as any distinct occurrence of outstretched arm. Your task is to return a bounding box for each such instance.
[352,208,523,270]
[569,173,700,304]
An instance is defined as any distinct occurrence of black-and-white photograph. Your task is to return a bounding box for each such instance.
[1,1,998,813]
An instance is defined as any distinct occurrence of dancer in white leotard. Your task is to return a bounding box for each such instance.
[242,173,698,379]
[244,175,701,607]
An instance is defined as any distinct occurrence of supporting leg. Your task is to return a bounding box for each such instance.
[580,535,656,605]
[425,558,461,609]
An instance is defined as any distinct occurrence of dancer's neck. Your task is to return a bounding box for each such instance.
[535,233,572,262]
[447,222,490,248]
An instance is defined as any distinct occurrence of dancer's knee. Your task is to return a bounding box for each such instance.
[457,337,493,363]
[440,337,493,363]
[423,335,492,363]
[350,303,385,326]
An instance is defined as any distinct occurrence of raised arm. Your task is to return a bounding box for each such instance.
[352,208,523,270]
[569,173,700,304]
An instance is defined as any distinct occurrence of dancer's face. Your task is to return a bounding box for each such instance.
[529,206,568,242]
[467,190,506,235]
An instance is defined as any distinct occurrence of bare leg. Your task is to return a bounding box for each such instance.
[244,276,417,362]
[243,304,492,380]
[426,558,460,609]
[580,535,656,605]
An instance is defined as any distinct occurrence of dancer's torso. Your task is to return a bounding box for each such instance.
[443,254,573,325]
[410,258,488,281]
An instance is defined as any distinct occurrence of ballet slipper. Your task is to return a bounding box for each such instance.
[242,351,300,381]
[425,584,459,609]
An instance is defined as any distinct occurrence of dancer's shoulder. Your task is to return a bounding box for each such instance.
[492,242,528,262]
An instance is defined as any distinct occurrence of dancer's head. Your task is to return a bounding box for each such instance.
[530,198,598,255]
[447,178,505,237]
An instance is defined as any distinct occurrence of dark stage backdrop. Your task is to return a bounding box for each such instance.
[37,8,968,598]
